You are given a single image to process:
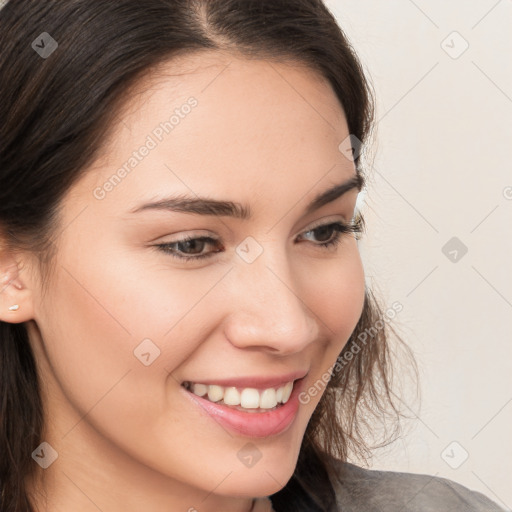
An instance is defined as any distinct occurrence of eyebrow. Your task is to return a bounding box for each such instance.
[129,173,364,220]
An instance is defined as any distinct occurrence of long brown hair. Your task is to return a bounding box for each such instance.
[0,1,417,511]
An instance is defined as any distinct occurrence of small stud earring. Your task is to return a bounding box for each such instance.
[8,304,19,311]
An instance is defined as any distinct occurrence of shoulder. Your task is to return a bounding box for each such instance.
[325,457,506,512]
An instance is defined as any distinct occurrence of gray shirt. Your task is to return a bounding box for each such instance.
[327,459,506,511]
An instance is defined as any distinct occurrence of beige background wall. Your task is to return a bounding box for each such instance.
[325,0,512,508]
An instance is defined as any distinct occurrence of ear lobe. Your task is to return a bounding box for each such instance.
[0,256,35,324]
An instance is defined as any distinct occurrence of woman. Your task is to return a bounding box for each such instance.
[0,1,504,511]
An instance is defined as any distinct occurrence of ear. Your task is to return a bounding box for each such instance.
[0,249,36,324]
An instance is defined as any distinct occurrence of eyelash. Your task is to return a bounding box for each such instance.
[154,215,364,262]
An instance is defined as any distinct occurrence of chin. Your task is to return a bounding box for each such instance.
[216,474,289,499]
[219,457,297,497]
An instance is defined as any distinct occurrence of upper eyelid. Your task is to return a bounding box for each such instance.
[162,215,354,244]
[302,215,353,231]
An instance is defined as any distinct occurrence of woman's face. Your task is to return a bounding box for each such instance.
[21,52,365,510]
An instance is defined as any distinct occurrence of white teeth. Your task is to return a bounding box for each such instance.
[259,388,277,409]
[186,380,295,410]
[191,383,207,397]
[281,381,293,404]
[240,388,260,408]
[207,385,223,402]
[223,386,241,406]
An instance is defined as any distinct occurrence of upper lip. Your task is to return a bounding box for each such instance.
[181,370,308,390]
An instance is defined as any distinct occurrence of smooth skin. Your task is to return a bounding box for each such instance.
[0,51,365,512]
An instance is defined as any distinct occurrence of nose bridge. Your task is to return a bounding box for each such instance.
[224,243,319,353]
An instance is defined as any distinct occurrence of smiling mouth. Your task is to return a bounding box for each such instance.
[180,379,296,412]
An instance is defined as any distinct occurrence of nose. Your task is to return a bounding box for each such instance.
[222,249,320,355]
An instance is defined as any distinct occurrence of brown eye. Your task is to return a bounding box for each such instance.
[297,220,362,249]
[155,236,221,261]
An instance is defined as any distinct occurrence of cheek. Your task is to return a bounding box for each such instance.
[36,242,223,430]
[306,241,365,346]
[298,242,365,403]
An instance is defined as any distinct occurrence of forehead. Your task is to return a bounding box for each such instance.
[80,51,354,214]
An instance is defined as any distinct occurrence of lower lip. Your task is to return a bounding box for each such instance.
[180,378,305,438]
